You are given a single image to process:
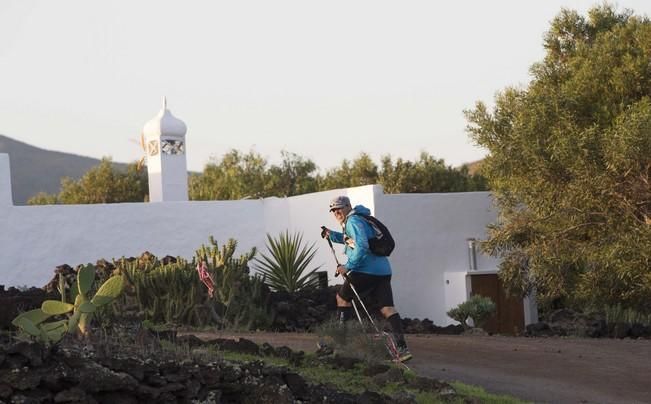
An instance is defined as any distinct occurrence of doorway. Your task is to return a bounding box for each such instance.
[469,273,524,335]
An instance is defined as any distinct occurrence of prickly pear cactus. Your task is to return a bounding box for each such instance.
[12,263,124,343]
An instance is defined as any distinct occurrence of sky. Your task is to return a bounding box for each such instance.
[1,1,650,173]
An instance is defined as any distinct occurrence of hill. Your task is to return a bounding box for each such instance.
[0,135,128,205]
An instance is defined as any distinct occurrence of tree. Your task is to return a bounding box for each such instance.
[379,152,488,193]
[189,149,269,200]
[266,151,319,197]
[465,5,651,312]
[317,153,379,190]
[28,158,148,204]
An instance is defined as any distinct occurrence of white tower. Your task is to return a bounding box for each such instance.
[142,98,188,202]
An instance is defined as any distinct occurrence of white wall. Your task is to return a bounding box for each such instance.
[0,154,11,207]
[0,200,266,287]
[0,154,503,323]
[376,192,500,324]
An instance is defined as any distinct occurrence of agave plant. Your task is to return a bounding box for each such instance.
[254,231,321,293]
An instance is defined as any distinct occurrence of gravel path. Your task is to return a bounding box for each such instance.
[188,331,651,404]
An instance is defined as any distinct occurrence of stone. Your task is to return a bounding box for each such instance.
[179,379,201,398]
[587,320,608,338]
[95,392,137,404]
[54,387,87,403]
[97,357,145,382]
[463,327,489,336]
[0,384,12,399]
[274,346,292,359]
[144,372,167,387]
[371,367,404,386]
[77,362,139,393]
[235,338,261,355]
[247,375,294,404]
[392,390,417,404]
[260,342,276,356]
[630,323,647,339]
[362,363,390,377]
[327,355,360,370]
[283,372,309,400]
[288,350,304,367]
[175,334,205,348]
[613,322,631,339]
[357,390,389,404]
[525,322,555,337]
[0,368,41,390]
[7,342,45,367]
[407,376,451,392]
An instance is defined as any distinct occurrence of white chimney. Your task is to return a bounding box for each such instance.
[142,98,188,202]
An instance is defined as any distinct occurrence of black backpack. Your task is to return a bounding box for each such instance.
[354,214,395,257]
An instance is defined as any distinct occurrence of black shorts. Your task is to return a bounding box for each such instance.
[338,272,394,308]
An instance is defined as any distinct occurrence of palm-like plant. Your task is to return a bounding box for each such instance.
[254,231,322,293]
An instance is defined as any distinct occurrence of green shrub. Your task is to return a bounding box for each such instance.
[254,231,321,293]
[114,237,271,330]
[604,304,651,326]
[447,295,496,330]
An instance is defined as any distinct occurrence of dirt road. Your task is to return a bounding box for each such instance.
[189,331,651,404]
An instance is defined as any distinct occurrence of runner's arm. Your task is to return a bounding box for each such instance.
[329,230,345,244]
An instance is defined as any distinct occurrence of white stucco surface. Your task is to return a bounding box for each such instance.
[0,154,11,207]
[143,100,187,139]
[0,156,506,324]
[375,192,500,324]
[444,271,472,323]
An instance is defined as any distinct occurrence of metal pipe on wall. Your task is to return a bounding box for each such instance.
[467,238,477,271]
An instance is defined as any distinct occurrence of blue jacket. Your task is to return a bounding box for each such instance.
[329,205,392,276]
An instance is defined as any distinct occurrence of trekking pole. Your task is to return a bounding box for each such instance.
[323,232,364,324]
[322,229,342,268]
[340,270,407,368]
[322,232,408,367]
[322,231,379,333]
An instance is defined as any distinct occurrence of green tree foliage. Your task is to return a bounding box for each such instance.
[317,153,379,190]
[378,152,487,193]
[27,158,148,204]
[191,150,487,199]
[189,149,320,200]
[266,151,319,197]
[189,150,268,200]
[465,5,651,312]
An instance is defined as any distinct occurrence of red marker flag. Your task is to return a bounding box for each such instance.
[196,260,215,298]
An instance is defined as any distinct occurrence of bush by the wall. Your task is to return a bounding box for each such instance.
[446,295,496,330]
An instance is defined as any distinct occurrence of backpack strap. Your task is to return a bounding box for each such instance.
[350,213,384,239]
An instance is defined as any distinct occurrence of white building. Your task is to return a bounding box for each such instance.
[0,102,537,332]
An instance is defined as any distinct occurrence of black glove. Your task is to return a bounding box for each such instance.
[320,226,330,239]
